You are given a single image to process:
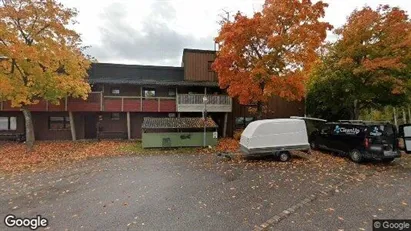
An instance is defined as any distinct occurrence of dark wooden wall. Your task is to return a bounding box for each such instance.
[184,51,217,82]
[226,96,305,136]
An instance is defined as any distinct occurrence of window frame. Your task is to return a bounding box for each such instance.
[111,88,120,95]
[48,116,70,130]
[235,116,255,129]
[143,88,156,98]
[168,88,176,97]
[0,116,17,131]
[111,113,120,121]
[320,124,332,135]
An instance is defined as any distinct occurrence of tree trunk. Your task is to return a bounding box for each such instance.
[402,108,407,124]
[408,106,411,123]
[21,107,35,151]
[393,107,398,129]
[256,101,263,120]
[352,100,360,120]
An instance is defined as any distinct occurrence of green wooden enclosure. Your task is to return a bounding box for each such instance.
[142,132,217,148]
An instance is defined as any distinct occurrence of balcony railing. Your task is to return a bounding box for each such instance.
[177,94,232,112]
[0,93,232,113]
[103,96,176,112]
[0,92,104,112]
[0,93,176,113]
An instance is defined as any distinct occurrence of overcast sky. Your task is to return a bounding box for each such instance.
[59,0,411,66]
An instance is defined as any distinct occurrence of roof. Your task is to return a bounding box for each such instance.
[327,121,392,126]
[242,119,306,138]
[89,62,183,81]
[142,117,218,129]
[183,48,216,54]
[88,62,218,87]
[290,116,327,122]
[89,78,218,87]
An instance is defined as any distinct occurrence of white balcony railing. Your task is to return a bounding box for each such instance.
[177,94,232,112]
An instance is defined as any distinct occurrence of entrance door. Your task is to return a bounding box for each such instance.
[84,114,97,139]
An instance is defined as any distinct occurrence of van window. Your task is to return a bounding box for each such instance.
[320,125,332,135]
[367,125,394,137]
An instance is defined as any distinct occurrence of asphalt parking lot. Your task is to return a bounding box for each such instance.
[1,151,410,230]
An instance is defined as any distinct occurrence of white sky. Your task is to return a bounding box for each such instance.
[59,0,411,66]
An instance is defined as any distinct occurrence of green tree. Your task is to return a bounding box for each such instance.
[307,5,411,120]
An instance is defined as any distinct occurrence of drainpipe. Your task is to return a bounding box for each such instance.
[69,111,76,141]
[393,107,398,129]
[127,112,131,140]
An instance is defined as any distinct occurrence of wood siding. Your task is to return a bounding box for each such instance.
[184,51,217,82]
[226,96,305,136]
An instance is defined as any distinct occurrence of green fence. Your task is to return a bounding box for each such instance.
[142,132,218,148]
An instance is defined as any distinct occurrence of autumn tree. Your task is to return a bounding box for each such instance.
[213,0,331,119]
[0,0,91,149]
[308,5,411,120]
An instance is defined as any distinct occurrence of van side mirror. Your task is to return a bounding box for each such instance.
[399,124,411,154]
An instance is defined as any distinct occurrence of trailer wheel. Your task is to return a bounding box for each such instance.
[381,158,395,163]
[310,141,317,150]
[349,149,363,163]
[279,151,291,162]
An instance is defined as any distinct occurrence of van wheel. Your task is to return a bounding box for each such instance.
[349,149,363,163]
[279,151,291,162]
[381,158,395,163]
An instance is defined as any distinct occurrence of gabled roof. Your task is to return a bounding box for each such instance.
[142,117,218,129]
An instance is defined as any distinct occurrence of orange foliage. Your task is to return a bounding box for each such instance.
[0,141,122,173]
[233,129,243,141]
[0,0,91,107]
[213,0,332,108]
[334,5,411,95]
[0,0,91,147]
[216,138,240,153]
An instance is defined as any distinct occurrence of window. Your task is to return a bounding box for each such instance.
[10,117,16,130]
[111,88,120,95]
[168,88,176,97]
[144,88,156,98]
[111,113,120,120]
[208,61,213,71]
[49,117,70,130]
[320,125,332,135]
[235,117,255,128]
[0,117,17,131]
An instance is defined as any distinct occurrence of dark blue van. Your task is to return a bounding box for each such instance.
[310,121,400,163]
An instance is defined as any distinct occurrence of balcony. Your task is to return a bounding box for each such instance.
[177,94,232,112]
[0,92,103,112]
[103,96,176,112]
[0,92,177,113]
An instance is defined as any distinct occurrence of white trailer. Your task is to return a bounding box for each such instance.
[240,119,310,161]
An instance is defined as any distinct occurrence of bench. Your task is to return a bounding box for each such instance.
[0,133,25,142]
